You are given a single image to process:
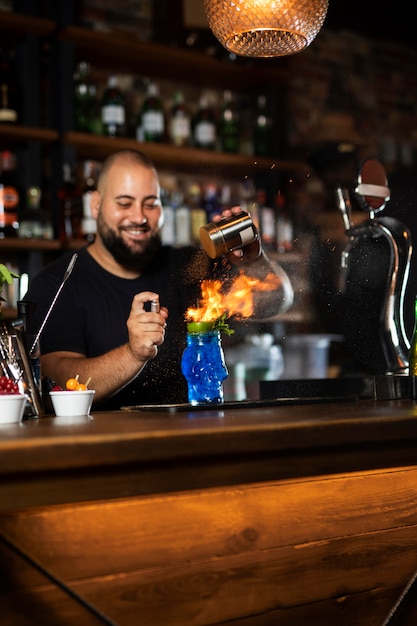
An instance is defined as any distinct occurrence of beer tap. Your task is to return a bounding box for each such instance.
[336,158,412,375]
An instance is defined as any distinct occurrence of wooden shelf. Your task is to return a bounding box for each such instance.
[0,238,61,251]
[63,131,310,178]
[58,25,289,91]
[0,124,58,145]
[0,11,55,37]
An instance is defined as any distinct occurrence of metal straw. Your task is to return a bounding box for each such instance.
[29,253,78,356]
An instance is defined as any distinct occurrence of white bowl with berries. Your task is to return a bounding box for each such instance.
[0,375,27,424]
[49,375,95,418]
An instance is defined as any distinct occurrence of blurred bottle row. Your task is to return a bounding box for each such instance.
[73,61,278,156]
[0,148,294,252]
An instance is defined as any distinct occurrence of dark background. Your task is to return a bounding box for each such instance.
[325,1,415,49]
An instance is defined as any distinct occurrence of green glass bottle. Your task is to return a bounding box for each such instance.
[138,82,165,143]
[73,61,98,133]
[101,75,126,138]
[219,90,240,153]
[192,95,217,150]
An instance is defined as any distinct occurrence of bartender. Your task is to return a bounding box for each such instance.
[24,149,293,409]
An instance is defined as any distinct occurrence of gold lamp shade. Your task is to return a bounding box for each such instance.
[203,0,329,58]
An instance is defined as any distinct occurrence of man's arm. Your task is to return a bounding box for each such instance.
[41,291,168,403]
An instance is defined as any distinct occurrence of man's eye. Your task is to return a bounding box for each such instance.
[143,202,159,210]
[118,202,132,209]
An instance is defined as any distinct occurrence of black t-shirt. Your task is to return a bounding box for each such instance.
[24,245,211,409]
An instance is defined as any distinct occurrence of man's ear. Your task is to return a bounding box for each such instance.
[90,190,101,219]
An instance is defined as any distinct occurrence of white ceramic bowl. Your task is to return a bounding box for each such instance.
[50,390,95,417]
[0,394,27,424]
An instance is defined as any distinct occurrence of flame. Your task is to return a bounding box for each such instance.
[186,272,282,323]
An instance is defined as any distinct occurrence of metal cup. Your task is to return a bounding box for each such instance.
[199,211,257,259]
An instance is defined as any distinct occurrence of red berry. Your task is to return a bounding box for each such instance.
[51,385,63,391]
[0,375,19,394]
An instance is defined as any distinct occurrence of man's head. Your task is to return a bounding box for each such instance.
[90,150,164,271]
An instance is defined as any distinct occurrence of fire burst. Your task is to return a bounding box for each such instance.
[185,272,282,323]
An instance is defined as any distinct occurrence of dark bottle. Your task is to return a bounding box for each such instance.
[275,191,294,253]
[253,94,274,157]
[0,150,20,238]
[169,90,191,147]
[202,182,222,223]
[138,82,165,143]
[101,75,126,138]
[73,61,98,133]
[0,47,19,124]
[192,95,217,150]
[58,163,82,241]
[80,160,98,242]
[219,90,240,153]
[257,188,276,250]
[19,186,53,240]
[409,296,417,397]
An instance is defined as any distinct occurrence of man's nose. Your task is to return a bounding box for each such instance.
[129,202,146,223]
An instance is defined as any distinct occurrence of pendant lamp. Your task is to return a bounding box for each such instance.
[203,0,329,58]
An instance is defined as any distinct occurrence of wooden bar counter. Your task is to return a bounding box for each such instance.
[2,398,417,625]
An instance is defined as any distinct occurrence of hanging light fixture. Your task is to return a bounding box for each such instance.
[203,0,329,58]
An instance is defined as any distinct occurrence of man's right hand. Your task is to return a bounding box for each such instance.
[126,291,168,363]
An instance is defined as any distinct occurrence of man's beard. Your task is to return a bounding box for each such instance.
[97,214,163,273]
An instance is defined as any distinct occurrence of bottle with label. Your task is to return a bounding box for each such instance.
[80,160,98,242]
[257,188,276,250]
[219,90,240,153]
[253,94,274,156]
[19,186,53,240]
[160,187,176,246]
[203,182,222,223]
[73,61,99,133]
[275,192,294,253]
[0,47,19,124]
[173,192,192,247]
[58,163,82,241]
[0,150,20,238]
[101,75,126,138]
[238,177,260,230]
[169,90,191,147]
[187,182,206,245]
[137,82,165,143]
[192,95,217,150]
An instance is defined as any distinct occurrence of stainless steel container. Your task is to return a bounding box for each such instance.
[199,211,257,259]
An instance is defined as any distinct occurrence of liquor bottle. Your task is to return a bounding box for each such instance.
[138,81,165,143]
[187,182,206,245]
[19,186,53,240]
[101,75,126,138]
[80,160,98,242]
[253,94,273,156]
[257,188,276,250]
[192,95,217,150]
[275,192,294,253]
[58,163,82,241]
[169,90,191,147]
[174,192,192,247]
[160,187,176,246]
[0,47,19,124]
[219,90,240,153]
[73,61,98,133]
[238,177,260,230]
[202,182,221,223]
[410,296,417,398]
[0,150,20,238]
